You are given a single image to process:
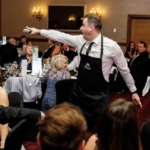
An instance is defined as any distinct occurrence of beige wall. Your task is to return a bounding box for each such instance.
[1,0,150,52]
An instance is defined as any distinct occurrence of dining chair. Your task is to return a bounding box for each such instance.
[4,119,28,150]
[55,79,76,104]
[0,76,7,86]
[8,92,23,107]
[140,120,150,150]
[8,92,24,128]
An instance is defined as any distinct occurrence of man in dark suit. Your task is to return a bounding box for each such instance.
[62,43,77,61]
[43,39,54,59]
[130,41,149,94]
[18,35,28,49]
[0,38,18,66]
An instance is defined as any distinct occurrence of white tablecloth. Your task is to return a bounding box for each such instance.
[142,76,150,96]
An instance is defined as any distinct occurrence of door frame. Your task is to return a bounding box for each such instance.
[127,14,150,45]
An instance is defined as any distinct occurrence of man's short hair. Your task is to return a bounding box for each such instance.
[21,35,26,39]
[139,41,147,48]
[37,102,87,150]
[84,13,102,31]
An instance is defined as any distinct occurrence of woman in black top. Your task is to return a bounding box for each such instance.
[125,41,137,64]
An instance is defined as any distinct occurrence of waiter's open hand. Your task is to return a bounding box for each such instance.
[26,26,41,35]
[132,93,142,108]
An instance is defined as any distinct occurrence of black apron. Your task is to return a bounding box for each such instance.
[69,36,109,131]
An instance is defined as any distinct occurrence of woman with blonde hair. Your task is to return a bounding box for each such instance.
[41,54,71,111]
[84,98,139,150]
[49,42,61,59]
[19,44,33,70]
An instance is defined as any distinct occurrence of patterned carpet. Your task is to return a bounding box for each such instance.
[109,91,150,128]
[23,91,150,150]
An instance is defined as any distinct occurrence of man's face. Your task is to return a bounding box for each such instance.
[130,42,135,49]
[21,37,27,43]
[138,44,146,53]
[26,46,32,55]
[11,39,16,46]
[147,45,150,53]
[80,18,91,40]
[54,46,61,54]
[63,44,69,51]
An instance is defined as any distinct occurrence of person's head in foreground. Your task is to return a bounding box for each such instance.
[37,102,87,150]
[95,98,139,150]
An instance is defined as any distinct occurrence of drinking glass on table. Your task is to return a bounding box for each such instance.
[17,48,22,57]
[43,59,51,70]
[12,61,18,70]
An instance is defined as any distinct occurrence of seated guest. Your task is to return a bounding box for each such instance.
[61,43,69,52]
[37,102,87,150]
[84,98,139,150]
[62,43,77,61]
[41,55,71,111]
[48,43,61,59]
[27,41,42,58]
[68,46,78,60]
[130,41,149,94]
[19,44,32,70]
[116,41,149,94]
[18,35,28,49]
[43,39,54,59]
[136,41,143,52]
[21,41,42,58]
[124,41,137,64]
[0,38,18,66]
[0,87,44,148]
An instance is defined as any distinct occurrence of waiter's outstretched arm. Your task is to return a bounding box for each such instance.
[26,26,41,34]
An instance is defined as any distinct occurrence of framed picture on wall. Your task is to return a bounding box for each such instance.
[48,5,86,30]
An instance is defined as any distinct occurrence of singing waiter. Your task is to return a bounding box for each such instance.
[26,14,142,131]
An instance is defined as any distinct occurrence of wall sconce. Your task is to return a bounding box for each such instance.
[68,16,75,21]
[90,7,102,19]
[32,7,43,21]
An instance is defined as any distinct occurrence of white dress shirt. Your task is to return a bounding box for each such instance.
[67,55,80,71]
[40,30,136,92]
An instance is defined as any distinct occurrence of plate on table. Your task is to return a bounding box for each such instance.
[1,67,6,70]
[71,76,77,79]
[27,70,32,73]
